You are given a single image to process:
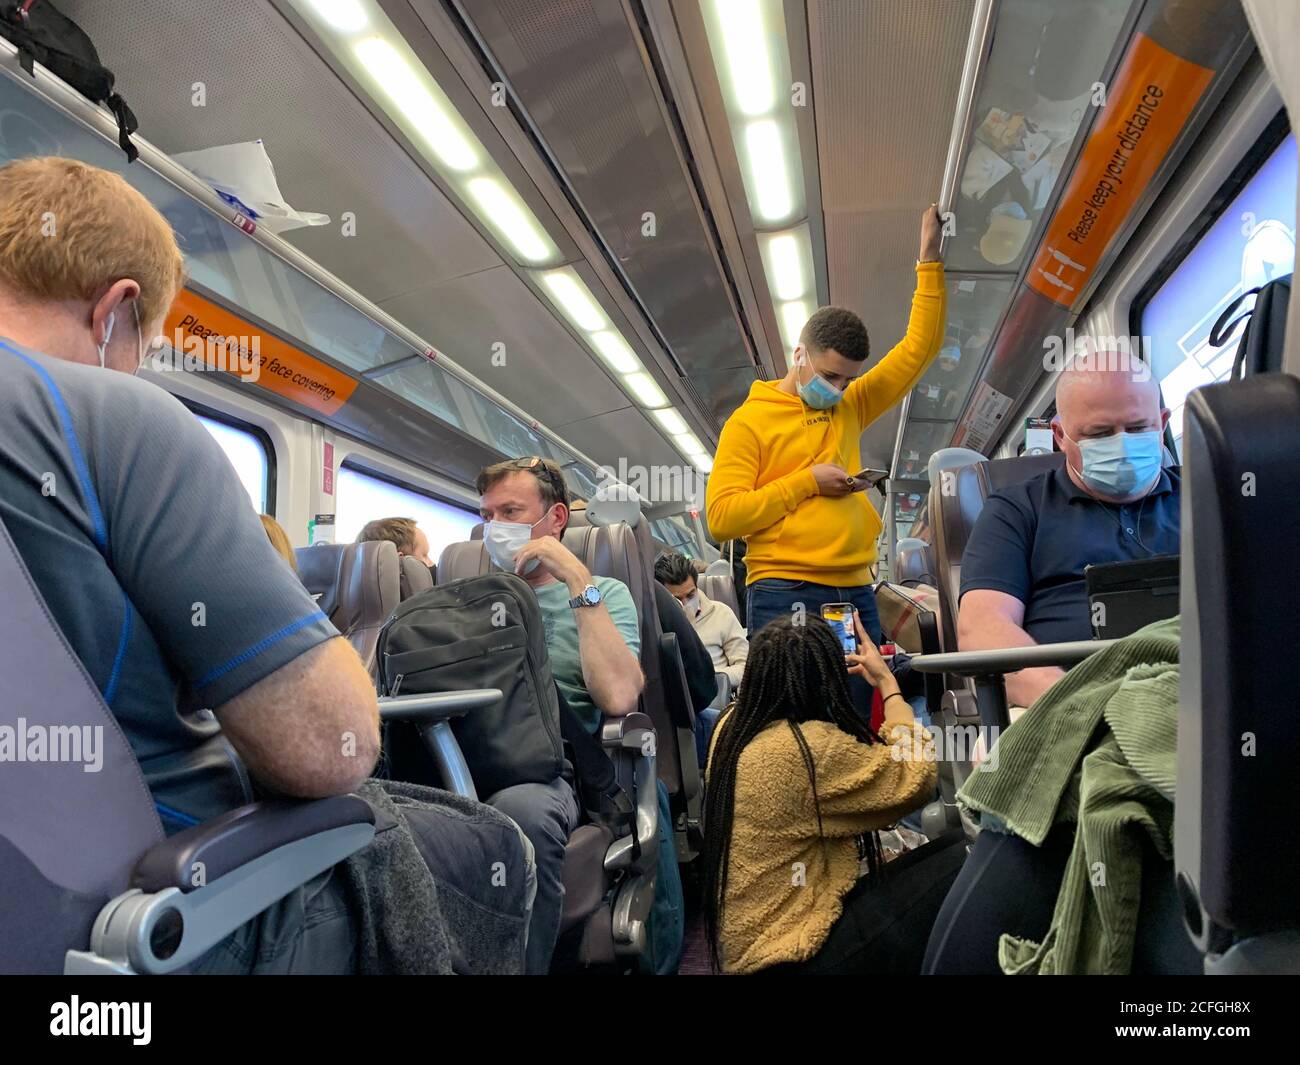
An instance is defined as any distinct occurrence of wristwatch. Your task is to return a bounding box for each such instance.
[568,583,603,609]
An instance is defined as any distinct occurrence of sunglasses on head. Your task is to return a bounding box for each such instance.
[509,456,567,502]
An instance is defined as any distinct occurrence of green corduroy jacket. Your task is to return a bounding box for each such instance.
[958,616,1181,975]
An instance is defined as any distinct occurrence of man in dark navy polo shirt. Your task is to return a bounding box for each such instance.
[959,352,1180,707]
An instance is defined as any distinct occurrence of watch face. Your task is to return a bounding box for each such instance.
[582,585,602,606]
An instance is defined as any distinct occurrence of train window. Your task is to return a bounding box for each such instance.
[335,463,479,558]
[652,516,697,559]
[1139,129,1296,455]
[196,414,272,513]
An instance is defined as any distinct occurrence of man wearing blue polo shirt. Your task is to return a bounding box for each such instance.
[958,352,1181,708]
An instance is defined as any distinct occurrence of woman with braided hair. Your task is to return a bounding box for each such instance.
[702,611,946,974]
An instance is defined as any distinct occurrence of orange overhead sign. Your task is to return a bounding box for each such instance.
[162,289,357,417]
[1026,32,1215,307]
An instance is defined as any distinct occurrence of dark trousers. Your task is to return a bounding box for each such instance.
[760,833,967,975]
[746,579,883,721]
[486,776,579,974]
[191,792,536,974]
[922,826,1202,975]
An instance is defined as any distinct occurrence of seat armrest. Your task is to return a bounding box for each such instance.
[378,689,501,722]
[599,712,655,748]
[132,795,375,893]
[599,713,659,875]
[388,692,499,803]
[68,796,377,974]
[909,640,1115,677]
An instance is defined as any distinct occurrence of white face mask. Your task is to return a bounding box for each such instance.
[483,510,550,574]
[684,592,701,617]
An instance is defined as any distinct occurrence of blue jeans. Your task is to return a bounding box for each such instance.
[746,580,883,721]
[638,779,684,975]
[487,776,579,975]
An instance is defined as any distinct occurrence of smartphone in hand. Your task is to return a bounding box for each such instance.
[820,603,858,654]
[847,468,888,492]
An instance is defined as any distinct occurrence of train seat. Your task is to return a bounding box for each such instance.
[295,540,401,675]
[563,510,703,857]
[431,536,660,966]
[894,536,938,589]
[1176,374,1300,974]
[0,510,377,975]
[698,571,741,622]
[398,554,435,599]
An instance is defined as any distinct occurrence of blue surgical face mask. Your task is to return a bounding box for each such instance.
[795,351,843,410]
[1065,428,1163,497]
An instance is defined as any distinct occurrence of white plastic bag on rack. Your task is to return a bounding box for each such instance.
[171,139,330,234]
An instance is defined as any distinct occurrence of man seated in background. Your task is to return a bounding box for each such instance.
[655,552,747,765]
[477,456,644,972]
[655,552,749,691]
[0,156,534,972]
[958,350,1181,709]
[357,515,434,567]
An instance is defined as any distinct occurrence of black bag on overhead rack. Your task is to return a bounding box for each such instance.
[0,0,138,161]
[1209,273,1292,379]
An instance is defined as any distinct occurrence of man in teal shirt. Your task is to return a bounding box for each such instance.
[476,456,645,973]
[477,457,644,732]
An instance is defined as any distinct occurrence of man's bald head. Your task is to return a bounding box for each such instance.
[1055,351,1160,420]
[1052,349,1169,501]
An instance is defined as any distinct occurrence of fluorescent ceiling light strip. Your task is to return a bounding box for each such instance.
[779,299,810,349]
[692,454,714,473]
[307,0,368,32]
[743,119,793,222]
[712,0,775,116]
[651,407,689,436]
[765,231,806,301]
[466,176,553,264]
[674,431,705,455]
[541,271,607,332]
[354,37,479,172]
[624,371,669,408]
[589,330,640,374]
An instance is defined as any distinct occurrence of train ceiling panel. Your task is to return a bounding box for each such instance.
[447,0,759,416]
[811,0,973,214]
[375,263,634,429]
[807,0,972,472]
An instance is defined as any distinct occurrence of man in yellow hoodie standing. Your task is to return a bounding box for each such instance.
[706,206,946,646]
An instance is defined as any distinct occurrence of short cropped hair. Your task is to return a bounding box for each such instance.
[477,457,572,529]
[357,516,418,554]
[654,552,697,588]
[800,306,869,362]
[0,157,186,326]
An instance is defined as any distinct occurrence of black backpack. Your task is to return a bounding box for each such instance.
[378,572,565,798]
[0,0,138,161]
[1209,273,1292,379]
